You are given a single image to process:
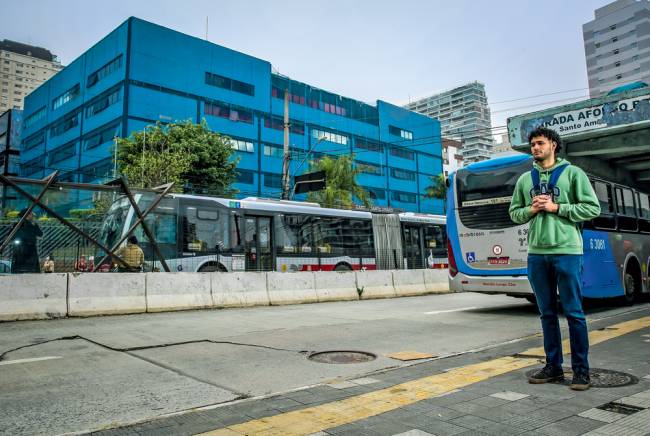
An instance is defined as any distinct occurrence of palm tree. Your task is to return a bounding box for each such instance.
[305,155,371,209]
[425,173,447,213]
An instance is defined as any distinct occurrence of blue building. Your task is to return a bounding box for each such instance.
[20,18,443,213]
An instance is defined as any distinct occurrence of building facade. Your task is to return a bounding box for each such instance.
[0,40,63,111]
[583,0,650,98]
[441,138,462,177]
[20,18,443,214]
[403,82,493,164]
[0,109,22,209]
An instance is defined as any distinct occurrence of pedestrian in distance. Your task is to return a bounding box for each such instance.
[113,235,145,272]
[43,255,55,273]
[509,126,600,391]
[10,208,43,274]
[74,254,88,272]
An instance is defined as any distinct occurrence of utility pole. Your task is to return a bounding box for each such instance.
[281,88,291,200]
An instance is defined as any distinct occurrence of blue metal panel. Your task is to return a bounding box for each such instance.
[128,86,196,124]
[129,18,271,113]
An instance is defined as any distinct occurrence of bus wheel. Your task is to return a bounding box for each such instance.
[198,263,226,273]
[334,263,352,272]
[623,272,638,305]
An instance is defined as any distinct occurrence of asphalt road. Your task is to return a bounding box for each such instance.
[1,292,648,435]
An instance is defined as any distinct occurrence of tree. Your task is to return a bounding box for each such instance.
[424,173,448,213]
[117,120,238,195]
[305,154,372,209]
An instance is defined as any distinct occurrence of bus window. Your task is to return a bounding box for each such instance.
[638,193,650,219]
[180,203,228,253]
[638,193,650,233]
[424,225,447,256]
[275,214,313,254]
[615,187,638,232]
[592,181,614,214]
[348,219,374,256]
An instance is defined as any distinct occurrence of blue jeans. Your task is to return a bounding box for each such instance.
[527,254,589,374]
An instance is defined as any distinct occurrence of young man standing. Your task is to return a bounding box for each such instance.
[509,127,600,390]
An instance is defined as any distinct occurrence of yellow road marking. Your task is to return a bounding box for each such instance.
[198,316,650,436]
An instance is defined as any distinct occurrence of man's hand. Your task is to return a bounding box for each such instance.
[533,195,559,214]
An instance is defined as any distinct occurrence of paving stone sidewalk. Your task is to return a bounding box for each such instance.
[93,315,650,436]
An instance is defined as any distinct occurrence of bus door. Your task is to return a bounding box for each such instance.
[403,225,424,269]
[244,215,273,271]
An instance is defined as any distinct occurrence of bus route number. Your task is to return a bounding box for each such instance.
[589,238,606,250]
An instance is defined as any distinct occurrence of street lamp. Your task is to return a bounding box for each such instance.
[293,136,326,176]
[290,136,327,200]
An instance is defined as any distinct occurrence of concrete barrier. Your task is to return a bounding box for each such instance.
[355,270,396,299]
[266,272,317,305]
[0,273,67,321]
[68,273,146,316]
[392,270,427,296]
[212,272,269,307]
[313,271,359,302]
[424,269,450,293]
[146,272,212,312]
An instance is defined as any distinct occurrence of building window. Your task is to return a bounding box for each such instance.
[357,161,382,176]
[390,147,415,160]
[48,141,77,165]
[24,106,46,128]
[80,158,113,183]
[390,168,416,181]
[264,143,284,158]
[23,132,45,150]
[355,138,383,153]
[366,187,386,200]
[84,123,120,150]
[264,173,283,189]
[230,138,254,153]
[270,75,379,126]
[87,55,123,88]
[50,113,79,137]
[388,125,413,140]
[391,191,416,203]
[52,84,80,110]
[205,72,255,96]
[312,128,348,145]
[236,169,255,185]
[21,156,45,177]
[264,115,304,135]
[204,101,253,124]
[86,87,120,118]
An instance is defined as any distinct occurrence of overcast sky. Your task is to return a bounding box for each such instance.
[4,0,612,139]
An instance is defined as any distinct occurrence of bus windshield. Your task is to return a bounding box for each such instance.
[456,158,530,207]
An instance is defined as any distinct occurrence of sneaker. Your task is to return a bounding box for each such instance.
[528,364,565,384]
[570,371,591,391]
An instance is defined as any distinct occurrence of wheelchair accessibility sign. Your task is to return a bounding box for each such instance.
[465,252,476,263]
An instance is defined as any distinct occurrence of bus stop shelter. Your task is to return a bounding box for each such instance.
[507,85,650,193]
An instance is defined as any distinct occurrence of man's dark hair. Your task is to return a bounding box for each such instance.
[127,235,138,245]
[528,127,562,153]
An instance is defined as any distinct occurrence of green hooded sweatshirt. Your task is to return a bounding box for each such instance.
[509,158,601,255]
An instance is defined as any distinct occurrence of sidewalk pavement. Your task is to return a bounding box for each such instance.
[93,309,650,436]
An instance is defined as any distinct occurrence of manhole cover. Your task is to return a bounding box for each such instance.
[524,367,638,388]
[308,351,377,364]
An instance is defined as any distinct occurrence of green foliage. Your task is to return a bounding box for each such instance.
[116,120,239,196]
[68,209,96,219]
[305,155,371,209]
[424,173,447,212]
